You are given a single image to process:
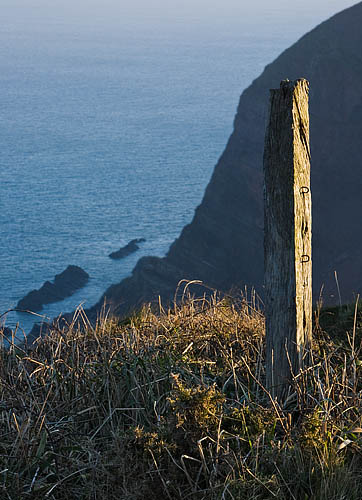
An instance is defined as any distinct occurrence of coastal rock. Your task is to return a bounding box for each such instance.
[109,238,146,259]
[0,326,17,348]
[91,2,362,317]
[17,265,89,312]
[0,326,13,338]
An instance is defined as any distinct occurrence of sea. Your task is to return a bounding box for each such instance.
[0,1,355,337]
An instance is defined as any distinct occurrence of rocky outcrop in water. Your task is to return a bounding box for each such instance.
[91,2,362,316]
[17,265,89,312]
[0,326,12,338]
[109,239,146,259]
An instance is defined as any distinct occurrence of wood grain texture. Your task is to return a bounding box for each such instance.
[264,79,312,401]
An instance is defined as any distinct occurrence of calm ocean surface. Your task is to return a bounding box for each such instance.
[0,3,352,336]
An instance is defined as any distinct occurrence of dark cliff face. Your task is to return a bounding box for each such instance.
[97,2,362,315]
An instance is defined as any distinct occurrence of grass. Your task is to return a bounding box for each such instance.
[1,289,362,499]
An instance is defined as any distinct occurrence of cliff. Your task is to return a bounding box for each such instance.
[94,2,362,316]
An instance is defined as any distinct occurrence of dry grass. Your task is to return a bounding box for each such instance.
[1,288,362,499]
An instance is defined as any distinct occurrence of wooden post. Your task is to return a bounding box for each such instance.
[264,79,312,401]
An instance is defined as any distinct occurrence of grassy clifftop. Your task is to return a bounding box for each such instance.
[1,292,362,499]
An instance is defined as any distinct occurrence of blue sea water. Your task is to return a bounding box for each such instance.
[0,2,354,337]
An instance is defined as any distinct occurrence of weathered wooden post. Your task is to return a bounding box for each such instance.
[264,79,312,401]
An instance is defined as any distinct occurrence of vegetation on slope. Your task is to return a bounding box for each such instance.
[1,289,362,499]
